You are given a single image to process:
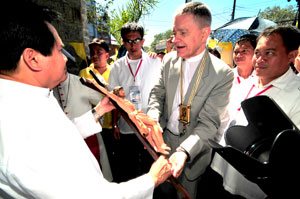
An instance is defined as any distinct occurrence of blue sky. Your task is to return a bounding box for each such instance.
[109,0,297,46]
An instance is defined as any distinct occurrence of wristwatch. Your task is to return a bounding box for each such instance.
[176,146,190,161]
[92,108,102,121]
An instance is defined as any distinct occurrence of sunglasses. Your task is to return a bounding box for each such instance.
[61,48,76,62]
[123,38,143,44]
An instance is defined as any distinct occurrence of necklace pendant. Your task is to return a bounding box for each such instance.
[179,104,191,125]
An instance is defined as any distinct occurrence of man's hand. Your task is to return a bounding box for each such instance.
[149,156,172,187]
[166,35,174,53]
[169,151,188,178]
[94,96,115,117]
[148,51,157,59]
[113,125,120,140]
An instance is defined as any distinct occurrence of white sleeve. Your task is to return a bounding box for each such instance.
[72,110,102,138]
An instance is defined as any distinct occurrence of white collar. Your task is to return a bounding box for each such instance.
[184,50,205,63]
[256,68,295,89]
[125,50,144,62]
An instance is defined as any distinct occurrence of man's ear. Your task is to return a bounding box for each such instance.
[105,52,110,60]
[22,48,43,71]
[201,27,211,41]
[288,49,298,64]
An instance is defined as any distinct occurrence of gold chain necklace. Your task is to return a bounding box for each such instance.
[179,49,208,135]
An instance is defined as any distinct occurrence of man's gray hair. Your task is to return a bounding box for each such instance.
[174,2,212,28]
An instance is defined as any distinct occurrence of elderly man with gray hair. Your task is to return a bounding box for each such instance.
[147,2,234,198]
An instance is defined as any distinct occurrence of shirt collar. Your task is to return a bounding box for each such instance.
[256,67,295,89]
[125,50,144,62]
[184,50,205,63]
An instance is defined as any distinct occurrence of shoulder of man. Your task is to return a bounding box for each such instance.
[209,53,233,74]
[78,65,95,79]
[110,56,126,70]
[286,72,300,91]
[142,51,163,67]
[161,51,178,64]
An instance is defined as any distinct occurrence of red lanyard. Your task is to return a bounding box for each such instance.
[237,76,241,84]
[237,84,274,111]
[127,59,143,82]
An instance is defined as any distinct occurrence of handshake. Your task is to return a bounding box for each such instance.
[84,78,189,197]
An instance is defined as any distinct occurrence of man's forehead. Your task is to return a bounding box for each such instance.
[91,45,105,51]
[46,22,64,49]
[172,25,188,32]
[257,35,283,49]
[235,41,253,49]
[124,31,142,38]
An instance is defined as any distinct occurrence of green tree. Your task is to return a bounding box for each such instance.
[86,0,159,45]
[150,29,172,51]
[109,0,159,45]
[86,0,114,34]
[258,5,297,26]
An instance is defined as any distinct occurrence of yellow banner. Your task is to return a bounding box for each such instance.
[69,42,88,64]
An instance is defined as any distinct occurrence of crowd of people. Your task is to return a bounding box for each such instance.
[0,1,300,199]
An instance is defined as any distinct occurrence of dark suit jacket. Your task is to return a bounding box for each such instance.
[147,51,234,180]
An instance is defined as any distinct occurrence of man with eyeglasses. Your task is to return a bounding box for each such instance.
[108,22,163,182]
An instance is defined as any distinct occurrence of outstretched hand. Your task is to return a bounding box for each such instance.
[94,96,115,117]
[149,156,172,187]
[169,151,188,178]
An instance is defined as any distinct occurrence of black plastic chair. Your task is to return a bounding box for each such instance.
[209,96,300,198]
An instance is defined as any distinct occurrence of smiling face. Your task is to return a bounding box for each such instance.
[252,34,294,85]
[233,40,255,70]
[172,14,210,59]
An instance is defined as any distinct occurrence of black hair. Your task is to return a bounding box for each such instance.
[120,22,144,40]
[0,1,56,73]
[258,26,300,53]
[89,38,110,53]
[235,34,258,49]
[208,47,221,59]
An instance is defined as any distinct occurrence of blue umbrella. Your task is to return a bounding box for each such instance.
[211,17,277,43]
[213,29,250,43]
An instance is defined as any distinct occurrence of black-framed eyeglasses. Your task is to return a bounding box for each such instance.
[124,38,143,44]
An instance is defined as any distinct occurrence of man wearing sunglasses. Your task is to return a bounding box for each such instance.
[108,22,163,182]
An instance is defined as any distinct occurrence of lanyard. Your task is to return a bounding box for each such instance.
[127,59,143,82]
[237,76,241,84]
[237,84,274,111]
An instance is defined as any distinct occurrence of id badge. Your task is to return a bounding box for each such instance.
[129,86,142,103]
[179,104,191,124]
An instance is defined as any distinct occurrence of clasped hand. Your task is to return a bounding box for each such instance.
[169,151,188,178]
